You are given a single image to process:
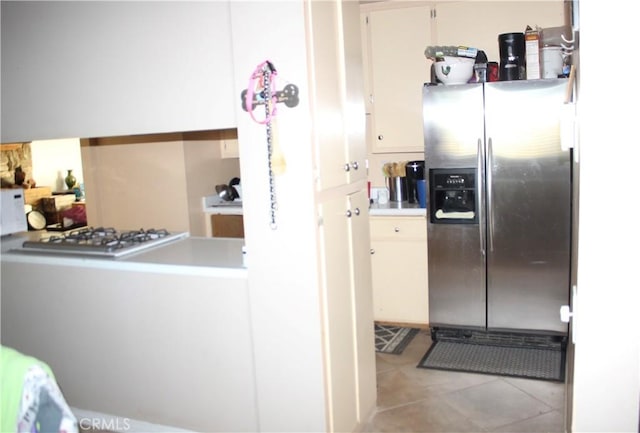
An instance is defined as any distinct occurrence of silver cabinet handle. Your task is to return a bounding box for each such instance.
[344,163,350,172]
[394,227,400,232]
[370,248,375,255]
[351,161,359,170]
[346,210,352,218]
[377,135,383,140]
[354,207,360,216]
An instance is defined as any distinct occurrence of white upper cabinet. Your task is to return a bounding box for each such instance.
[311,0,368,191]
[1,1,236,142]
[361,0,566,155]
[362,4,434,154]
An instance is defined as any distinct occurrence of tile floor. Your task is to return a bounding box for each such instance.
[363,329,567,433]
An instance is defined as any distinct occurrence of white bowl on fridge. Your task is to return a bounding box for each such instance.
[434,56,475,85]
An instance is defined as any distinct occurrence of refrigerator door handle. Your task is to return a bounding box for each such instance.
[487,137,494,252]
[477,138,485,256]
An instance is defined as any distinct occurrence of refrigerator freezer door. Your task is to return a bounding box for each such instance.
[484,79,570,334]
[424,83,486,328]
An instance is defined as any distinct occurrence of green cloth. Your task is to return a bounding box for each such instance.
[1,345,55,433]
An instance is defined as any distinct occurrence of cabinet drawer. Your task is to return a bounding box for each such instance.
[370,216,426,240]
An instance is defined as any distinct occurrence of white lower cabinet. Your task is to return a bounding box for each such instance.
[209,214,244,238]
[370,215,429,326]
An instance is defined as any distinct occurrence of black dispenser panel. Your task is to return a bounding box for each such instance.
[430,168,478,224]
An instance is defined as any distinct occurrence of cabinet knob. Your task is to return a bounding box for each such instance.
[394,227,400,232]
[346,210,352,218]
[351,161,359,170]
[377,135,384,141]
[344,163,350,172]
[370,248,375,255]
[354,207,360,216]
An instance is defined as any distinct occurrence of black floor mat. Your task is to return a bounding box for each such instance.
[418,330,566,381]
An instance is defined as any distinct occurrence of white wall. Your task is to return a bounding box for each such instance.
[80,134,240,234]
[229,2,328,431]
[81,139,191,232]
[571,1,640,431]
[30,138,84,192]
[1,259,257,432]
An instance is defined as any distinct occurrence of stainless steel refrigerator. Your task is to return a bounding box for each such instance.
[423,78,571,335]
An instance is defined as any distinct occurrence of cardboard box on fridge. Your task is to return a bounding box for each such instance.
[525,26,541,80]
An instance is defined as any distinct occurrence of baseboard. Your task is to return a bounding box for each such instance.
[72,407,196,433]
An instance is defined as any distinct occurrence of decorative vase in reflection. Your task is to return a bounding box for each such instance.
[64,169,77,190]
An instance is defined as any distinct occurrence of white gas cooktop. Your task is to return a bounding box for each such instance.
[18,227,189,258]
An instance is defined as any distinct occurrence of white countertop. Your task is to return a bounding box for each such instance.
[198,193,424,217]
[1,234,247,277]
[126,236,244,268]
[369,202,427,217]
[202,194,243,215]
[203,204,243,215]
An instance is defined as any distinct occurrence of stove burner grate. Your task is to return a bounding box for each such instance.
[22,227,184,256]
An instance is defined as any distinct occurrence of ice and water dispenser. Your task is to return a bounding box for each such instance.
[429,168,477,224]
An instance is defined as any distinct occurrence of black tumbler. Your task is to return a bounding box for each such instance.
[498,33,526,81]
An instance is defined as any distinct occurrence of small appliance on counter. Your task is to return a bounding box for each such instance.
[405,160,425,204]
[214,177,242,202]
[1,188,28,236]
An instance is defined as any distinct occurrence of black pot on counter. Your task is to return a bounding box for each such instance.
[405,160,425,204]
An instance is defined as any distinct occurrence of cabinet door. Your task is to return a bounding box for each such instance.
[365,5,433,154]
[348,190,376,422]
[318,189,375,431]
[210,214,244,238]
[370,216,429,325]
[342,1,368,187]
[319,194,358,432]
[313,0,367,190]
[434,1,566,63]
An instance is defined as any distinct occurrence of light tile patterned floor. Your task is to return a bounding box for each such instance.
[363,329,566,432]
